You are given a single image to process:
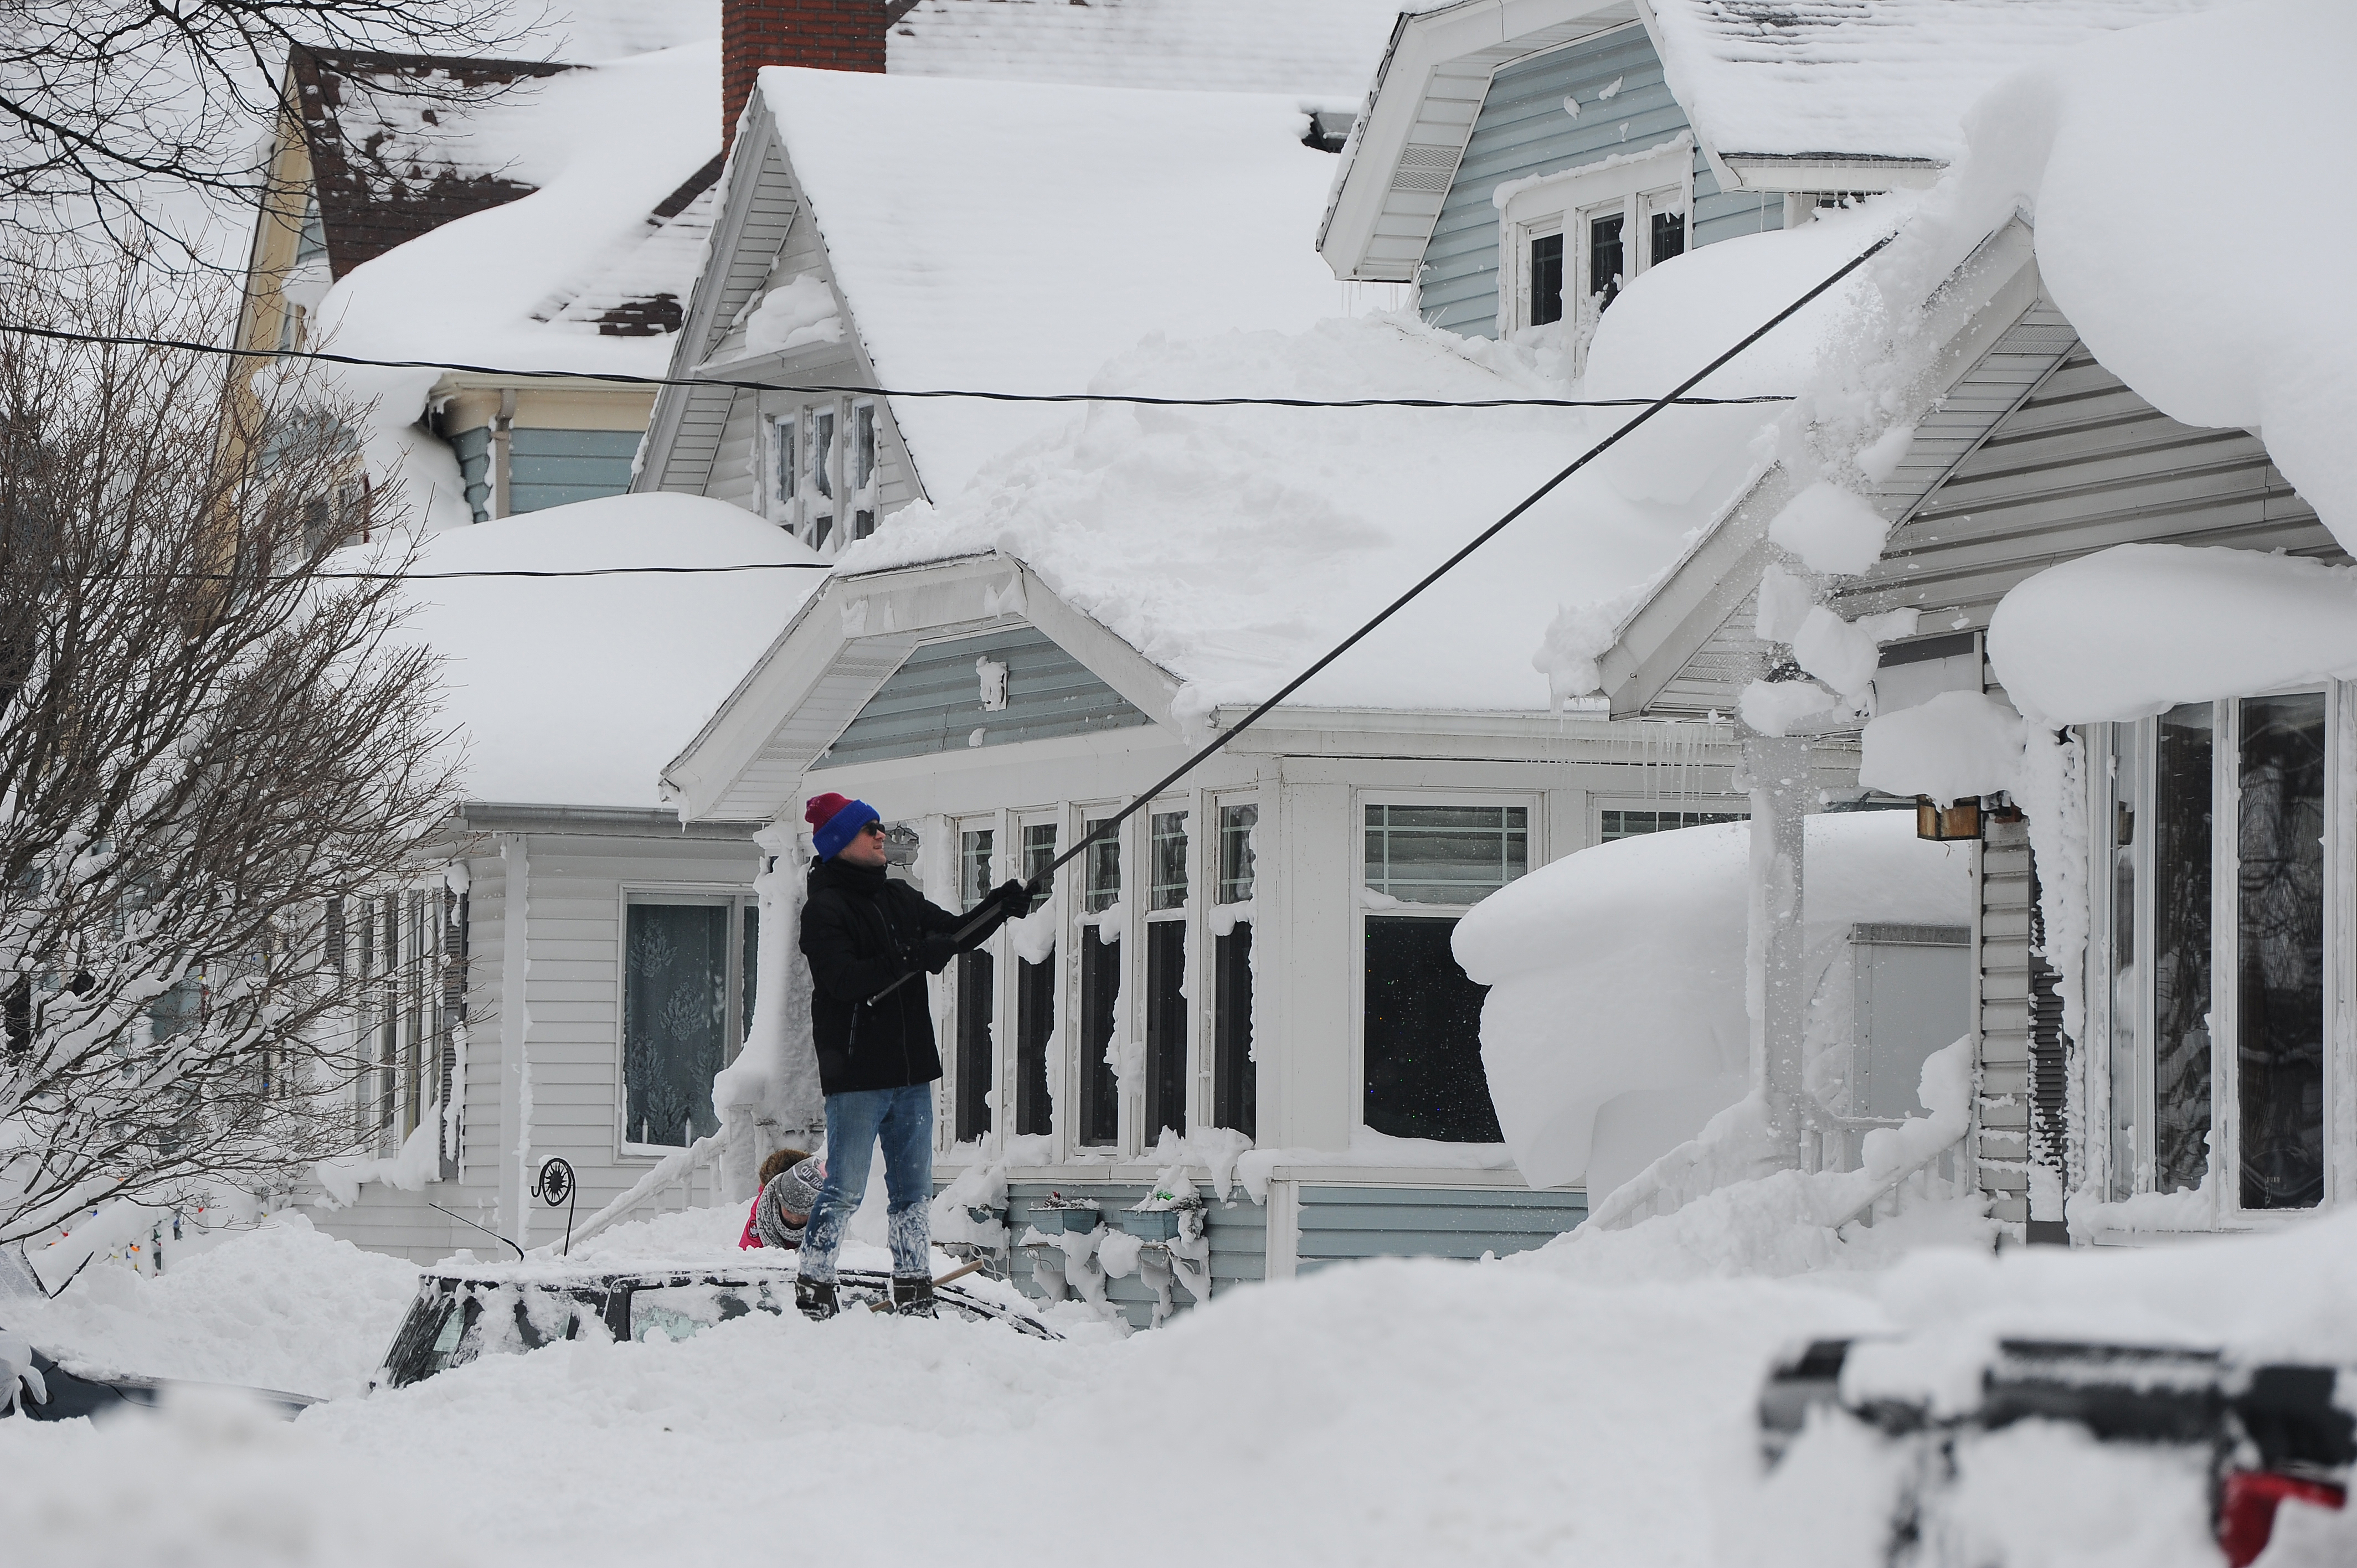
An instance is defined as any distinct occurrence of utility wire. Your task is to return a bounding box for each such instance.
[0,319,1793,411]
[862,230,1896,1004]
[42,563,838,582]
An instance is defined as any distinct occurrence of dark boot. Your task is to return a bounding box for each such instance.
[890,1275,936,1317]
[796,1278,837,1321]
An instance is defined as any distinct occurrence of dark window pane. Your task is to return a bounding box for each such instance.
[2237,693,2325,1210]
[955,951,994,1143]
[1530,231,1563,327]
[1599,808,1744,843]
[1150,811,1188,911]
[1214,926,1255,1138]
[1016,952,1053,1136]
[1145,921,1187,1140]
[1079,935,1120,1145]
[623,903,729,1148]
[1363,916,1501,1142]
[1649,209,1685,267]
[1589,212,1624,312]
[2107,724,2139,1201]
[2153,703,2213,1194]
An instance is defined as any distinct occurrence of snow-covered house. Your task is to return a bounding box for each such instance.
[624,49,1857,1321]
[1557,1,2349,1246]
[230,25,724,535]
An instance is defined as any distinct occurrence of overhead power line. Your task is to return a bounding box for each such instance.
[863,230,1898,1001]
[0,320,1793,411]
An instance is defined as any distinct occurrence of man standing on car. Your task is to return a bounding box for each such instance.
[794,793,1025,1319]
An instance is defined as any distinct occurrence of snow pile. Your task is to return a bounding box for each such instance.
[3,1213,416,1398]
[1454,812,1972,1189]
[760,68,1365,501]
[1858,690,2025,801]
[838,313,1701,716]
[382,492,826,807]
[1646,0,2234,164]
[742,272,841,358]
[1988,543,2357,723]
[886,0,1403,100]
[1766,480,1891,576]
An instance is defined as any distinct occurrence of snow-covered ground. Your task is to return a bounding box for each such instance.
[9,1197,2357,1566]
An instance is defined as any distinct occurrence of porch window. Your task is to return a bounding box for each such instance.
[771,415,796,509]
[1213,802,1257,1138]
[2097,694,2328,1211]
[1361,804,1524,1142]
[806,405,836,550]
[1599,807,1744,843]
[1015,823,1056,1136]
[955,828,995,1143]
[1078,816,1121,1146]
[623,895,755,1149]
[1145,809,1188,1141]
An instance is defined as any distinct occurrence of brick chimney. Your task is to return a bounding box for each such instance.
[723,1,892,151]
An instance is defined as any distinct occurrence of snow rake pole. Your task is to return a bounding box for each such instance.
[861,231,1897,1005]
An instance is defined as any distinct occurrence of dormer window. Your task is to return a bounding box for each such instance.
[1497,134,1692,369]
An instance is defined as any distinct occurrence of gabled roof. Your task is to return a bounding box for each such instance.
[661,555,1186,823]
[1586,221,2049,720]
[884,0,1406,99]
[644,67,1364,505]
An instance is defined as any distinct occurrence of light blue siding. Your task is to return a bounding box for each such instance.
[508,427,642,514]
[1420,27,1777,336]
[449,425,492,522]
[811,624,1154,771]
[1294,1185,1587,1273]
[968,1180,1585,1327]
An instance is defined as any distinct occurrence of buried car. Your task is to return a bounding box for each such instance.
[375,1260,1056,1389]
[1,1326,317,1423]
[1759,1337,2353,1566]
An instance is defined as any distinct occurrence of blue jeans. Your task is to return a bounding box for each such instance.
[797,1084,934,1283]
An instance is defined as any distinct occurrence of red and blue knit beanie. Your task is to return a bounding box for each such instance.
[806,792,880,861]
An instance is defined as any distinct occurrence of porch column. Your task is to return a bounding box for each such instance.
[1744,734,1812,1160]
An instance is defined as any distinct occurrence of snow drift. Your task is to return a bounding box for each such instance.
[1455,813,1972,1189]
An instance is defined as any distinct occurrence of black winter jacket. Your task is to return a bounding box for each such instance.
[799,857,1009,1096]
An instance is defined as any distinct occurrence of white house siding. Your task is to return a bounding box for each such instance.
[303,821,762,1263]
[1418,23,1776,335]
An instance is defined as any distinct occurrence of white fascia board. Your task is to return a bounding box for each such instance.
[662,555,1187,822]
[634,105,792,497]
[1594,221,2041,718]
[1718,155,1944,193]
[1319,0,1636,283]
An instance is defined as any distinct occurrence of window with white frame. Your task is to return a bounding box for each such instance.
[2093,693,2332,1213]
[622,893,756,1149]
[1361,802,1527,1142]
[1013,822,1057,1137]
[954,826,996,1144]
[765,397,881,553]
[1076,814,1123,1147]
[1498,136,1691,367]
[1212,801,1257,1138]
[1144,808,1190,1142]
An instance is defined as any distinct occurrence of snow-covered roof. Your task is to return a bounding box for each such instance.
[758,65,1366,502]
[1645,0,2234,165]
[392,493,826,809]
[830,310,1751,717]
[884,0,1406,100]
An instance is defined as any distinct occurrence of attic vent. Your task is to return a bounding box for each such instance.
[1389,143,1458,193]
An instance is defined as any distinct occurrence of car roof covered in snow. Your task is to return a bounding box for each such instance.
[756,65,1367,503]
[1646,0,2237,166]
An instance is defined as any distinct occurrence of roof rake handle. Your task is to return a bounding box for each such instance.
[862,230,1895,1008]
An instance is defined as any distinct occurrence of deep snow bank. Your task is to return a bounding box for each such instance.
[383,492,826,807]
[1455,813,1972,1189]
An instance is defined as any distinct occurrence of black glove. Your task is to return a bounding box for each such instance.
[989,879,1031,916]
